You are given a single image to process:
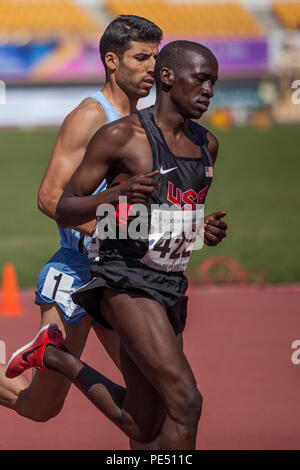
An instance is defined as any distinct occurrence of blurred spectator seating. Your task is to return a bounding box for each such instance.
[0,0,102,38]
[105,0,264,37]
[272,1,300,29]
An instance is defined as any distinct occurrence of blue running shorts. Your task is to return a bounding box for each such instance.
[35,247,93,324]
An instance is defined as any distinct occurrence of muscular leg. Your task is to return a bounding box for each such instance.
[0,300,166,448]
[127,333,183,450]
[0,303,92,421]
[43,289,202,448]
[0,367,29,410]
[93,323,121,370]
[0,301,165,448]
[43,336,167,444]
[101,291,201,449]
[94,322,164,450]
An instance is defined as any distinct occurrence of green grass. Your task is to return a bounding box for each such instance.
[0,124,299,286]
[188,124,300,283]
[0,129,59,287]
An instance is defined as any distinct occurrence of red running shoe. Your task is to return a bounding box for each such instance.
[5,323,65,379]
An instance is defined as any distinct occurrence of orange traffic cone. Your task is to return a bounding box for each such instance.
[0,263,22,316]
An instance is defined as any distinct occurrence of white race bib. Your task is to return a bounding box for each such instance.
[41,267,75,305]
[140,207,204,272]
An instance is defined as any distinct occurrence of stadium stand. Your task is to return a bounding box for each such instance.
[272,1,300,29]
[0,0,102,38]
[104,0,264,37]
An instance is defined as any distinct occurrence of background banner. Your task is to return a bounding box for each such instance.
[0,38,268,83]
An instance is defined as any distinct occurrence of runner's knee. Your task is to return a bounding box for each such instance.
[17,386,66,422]
[27,399,65,422]
[168,384,203,427]
[156,367,203,427]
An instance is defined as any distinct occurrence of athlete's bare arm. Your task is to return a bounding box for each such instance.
[204,130,227,245]
[55,116,159,227]
[38,99,109,235]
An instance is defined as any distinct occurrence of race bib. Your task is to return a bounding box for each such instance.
[41,268,89,318]
[140,207,204,272]
[41,267,75,305]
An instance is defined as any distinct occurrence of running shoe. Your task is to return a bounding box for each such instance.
[5,323,65,379]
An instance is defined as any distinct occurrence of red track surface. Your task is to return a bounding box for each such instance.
[1,285,300,450]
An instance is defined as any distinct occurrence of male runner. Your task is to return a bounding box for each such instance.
[0,15,163,427]
[6,41,224,450]
[1,17,225,449]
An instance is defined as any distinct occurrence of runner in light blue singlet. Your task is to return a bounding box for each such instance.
[35,92,120,324]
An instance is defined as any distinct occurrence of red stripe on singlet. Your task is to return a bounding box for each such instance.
[115,182,132,228]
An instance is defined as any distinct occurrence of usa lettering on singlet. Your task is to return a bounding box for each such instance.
[58,91,120,258]
[98,106,214,273]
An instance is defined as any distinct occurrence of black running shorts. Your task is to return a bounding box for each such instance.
[72,257,188,335]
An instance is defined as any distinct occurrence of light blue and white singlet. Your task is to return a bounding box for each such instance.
[58,92,120,254]
[35,92,120,323]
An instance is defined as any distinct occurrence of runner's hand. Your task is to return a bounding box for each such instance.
[204,211,227,246]
[117,171,160,204]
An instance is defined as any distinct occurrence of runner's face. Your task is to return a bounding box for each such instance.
[115,41,159,97]
[171,50,218,119]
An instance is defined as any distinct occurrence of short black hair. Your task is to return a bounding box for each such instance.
[100,15,162,74]
[154,40,218,89]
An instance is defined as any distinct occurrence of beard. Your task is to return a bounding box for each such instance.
[116,62,151,98]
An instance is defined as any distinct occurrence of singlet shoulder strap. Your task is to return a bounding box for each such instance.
[188,120,214,167]
[188,120,207,144]
[86,91,120,122]
[136,107,165,145]
[136,107,162,170]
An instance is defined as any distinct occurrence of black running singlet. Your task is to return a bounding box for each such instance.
[137,106,213,207]
[98,106,214,271]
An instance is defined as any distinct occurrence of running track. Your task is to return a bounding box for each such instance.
[0,285,300,450]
